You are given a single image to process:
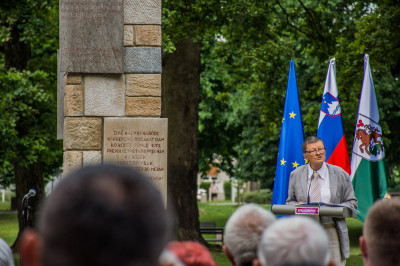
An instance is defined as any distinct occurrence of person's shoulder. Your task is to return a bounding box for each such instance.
[291,164,308,175]
[326,164,349,178]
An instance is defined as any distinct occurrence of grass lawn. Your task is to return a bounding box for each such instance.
[199,201,364,266]
[0,200,363,266]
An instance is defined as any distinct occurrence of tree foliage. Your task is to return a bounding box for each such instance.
[0,1,61,186]
[0,0,62,245]
[197,0,400,188]
[0,68,61,187]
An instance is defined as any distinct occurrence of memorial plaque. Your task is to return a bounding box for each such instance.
[104,118,167,202]
[60,0,124,73]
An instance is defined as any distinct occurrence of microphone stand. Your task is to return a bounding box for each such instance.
[20,195,33,266]
[21,196,33,230]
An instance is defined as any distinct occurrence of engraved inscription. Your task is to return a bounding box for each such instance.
[60,0,123,73]
[104,118,167,202]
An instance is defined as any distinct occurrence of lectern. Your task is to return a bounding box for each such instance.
[271,204,357,222]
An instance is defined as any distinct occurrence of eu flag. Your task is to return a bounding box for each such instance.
[272,60,305,208]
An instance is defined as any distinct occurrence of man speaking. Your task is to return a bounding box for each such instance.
[286,136,357,265]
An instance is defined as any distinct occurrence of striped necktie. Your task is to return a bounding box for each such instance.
[310,171,321,202]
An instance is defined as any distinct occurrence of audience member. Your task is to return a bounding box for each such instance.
[223,204,276,266]
[0,237,15,266]
[20,164,169,266]
[360,198,400,266]
[161,241,216,266]
[256,216,332,266]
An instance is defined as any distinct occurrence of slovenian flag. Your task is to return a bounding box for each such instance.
[272,60,305,208]
[350,54,388,221]
[317,58,351,175]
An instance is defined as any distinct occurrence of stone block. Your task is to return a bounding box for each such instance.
[63,151,82,176]
[124,0,161,25]
[83,151,102,166]
[66,74,82,85]
[64,117,102,150]
[124,25,134,47]
[126,74,161,96]
[84,74,125,116]
[134,25,161,46]
[126,97,161,116]
[64,85,83,116]
[124,47,161,73]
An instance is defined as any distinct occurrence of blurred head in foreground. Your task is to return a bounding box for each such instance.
[223,203,276,266]
[256,216,330,266]
[159,241,216,266]
[360,198,400,266]
[0,237,14,266]
[21,164,169,266]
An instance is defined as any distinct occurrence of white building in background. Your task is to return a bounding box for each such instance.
[197,164,230,201]
[197,164,260,202]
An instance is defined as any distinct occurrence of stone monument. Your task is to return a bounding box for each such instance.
[59,0,166,201]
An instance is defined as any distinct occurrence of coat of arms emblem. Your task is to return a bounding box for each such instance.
[353,118,384,161]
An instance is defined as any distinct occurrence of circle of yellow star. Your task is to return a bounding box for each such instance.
[280,158,286,165]
[289,111,296,118]
[292,161,299,168]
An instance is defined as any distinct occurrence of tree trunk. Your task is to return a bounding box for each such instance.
[161,39,205,243]
[4,24,31,70]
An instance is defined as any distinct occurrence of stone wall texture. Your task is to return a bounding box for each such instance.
[84,75,125,116]
[124,0,161,25]
[134,25,161,46]
[126,74,161,96]
[64,117,102,150]
[64,85,83,116]
[126,97,161,116]
[63,151,83,176]
[62,0,163,187]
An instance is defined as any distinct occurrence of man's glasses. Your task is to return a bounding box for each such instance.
[304,148,325,155]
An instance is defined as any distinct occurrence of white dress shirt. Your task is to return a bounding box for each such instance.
[307,162,331,203]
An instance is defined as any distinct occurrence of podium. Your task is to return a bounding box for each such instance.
[271,204,357,222]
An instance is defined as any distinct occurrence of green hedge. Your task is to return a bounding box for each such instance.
[243,189,273,204]
[200,181,211,199]
[224,181,231,200]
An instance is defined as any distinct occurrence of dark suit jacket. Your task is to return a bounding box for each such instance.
[286,163,357,259]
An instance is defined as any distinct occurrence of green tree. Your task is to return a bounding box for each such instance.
[0,0,62,247]
[198,0,400,190]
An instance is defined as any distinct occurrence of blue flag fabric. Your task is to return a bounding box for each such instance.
[272,60,305,208]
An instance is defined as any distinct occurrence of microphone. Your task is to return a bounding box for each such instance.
[23,189,36,199]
